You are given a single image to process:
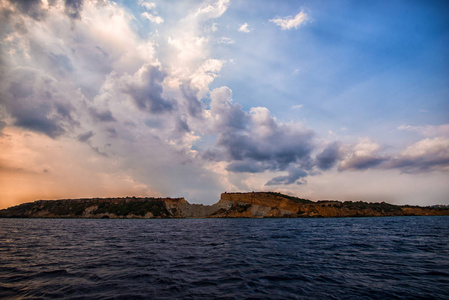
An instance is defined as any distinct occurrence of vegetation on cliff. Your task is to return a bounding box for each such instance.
[340,201,401,213]
[0,197,175,218]
[93,201,168,217]
[265,192,313,204]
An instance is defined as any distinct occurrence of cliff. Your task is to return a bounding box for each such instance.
[0,192,448,218]
[212,192,449,218]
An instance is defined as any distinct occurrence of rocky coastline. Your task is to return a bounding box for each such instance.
[0,192,448,219]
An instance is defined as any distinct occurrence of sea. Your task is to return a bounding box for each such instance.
[0,216,448,299]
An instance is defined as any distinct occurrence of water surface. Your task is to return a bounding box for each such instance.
[1,217,448,299]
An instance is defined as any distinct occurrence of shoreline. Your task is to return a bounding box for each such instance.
[1,192,448,219]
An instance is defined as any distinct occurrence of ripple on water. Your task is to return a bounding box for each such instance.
[0,217,448,299]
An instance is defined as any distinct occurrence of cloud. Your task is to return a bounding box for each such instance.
[6,0,48,21]
[1,67,77,138]
[180,83,203,117]
[204,89,315,176]
[142,12,164,24]
[238,23,250,33]
[78,130,94,142]
[337,137,449,174]
[14,117,63,138]
[316,142,341,170]
[106,127,118,138]
[89,108,116,122]
[138,1,162,24]
[266,167,307,186]
[387,137,449,173]
[64,0,84,20]
[216,37,234,44]
[270,10,310,30]
[398,124,449,137]
[77,130,108,156]
[292,104,303,109]
[338,139,387,171]
[138,1,156,10]
[339,155,386,171]
[0,121,6,134]
[226,161,266,173]
[3,0,85,22]
[194,0,229,20]
[119,64,175,114]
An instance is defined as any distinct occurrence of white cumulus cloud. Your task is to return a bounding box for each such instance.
[194,0,230,20]
[142,12,164,24]
[138,1,156,10]
[270,10,310,30]
[238,22,250,33]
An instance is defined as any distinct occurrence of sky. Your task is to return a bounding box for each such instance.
[0,0,448,209]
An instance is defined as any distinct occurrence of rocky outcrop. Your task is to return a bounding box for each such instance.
[211,192,308,217]
[0,192,448,218]
[211,192,449,218]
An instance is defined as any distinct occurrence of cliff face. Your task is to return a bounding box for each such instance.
[0,192,448,218]
[211,192,449,218]
[211,192,306,218]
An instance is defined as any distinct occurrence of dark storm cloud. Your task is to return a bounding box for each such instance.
[6,0,84,22]
[14,20,28,34]
[8,0,48,21]
[176,117,190,133]
[55,102,72,118]
[7,93,73,138]
[2,67,77,138]
[89,107,116,122]
[338,155,387,171]
[180,83,203,117]
[77,130,107,156]
[387,156,449,173]
[213,124,314,172]
[266,167,307,186]
[121,64,175,114]
[14,115,64,138]
[64,0,84,20]
[210,99,248,131]
[338,152,449,174]
[106,127,118,138]
[204,94,315,176]
[0,120,6,133]
[316,142,341,170]
[201,148,224,162]
[77,130,93,142]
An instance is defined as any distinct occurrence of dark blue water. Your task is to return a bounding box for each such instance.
[1,217,448,299]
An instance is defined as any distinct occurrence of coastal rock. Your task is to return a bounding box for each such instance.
[0,192,448,218]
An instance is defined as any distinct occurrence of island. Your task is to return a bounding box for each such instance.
[0,192,448,219]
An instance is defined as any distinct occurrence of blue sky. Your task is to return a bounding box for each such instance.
[0,0,448,208]
[212,1,449,133]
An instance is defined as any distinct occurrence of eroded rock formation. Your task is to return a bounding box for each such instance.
[0,192,448,218]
